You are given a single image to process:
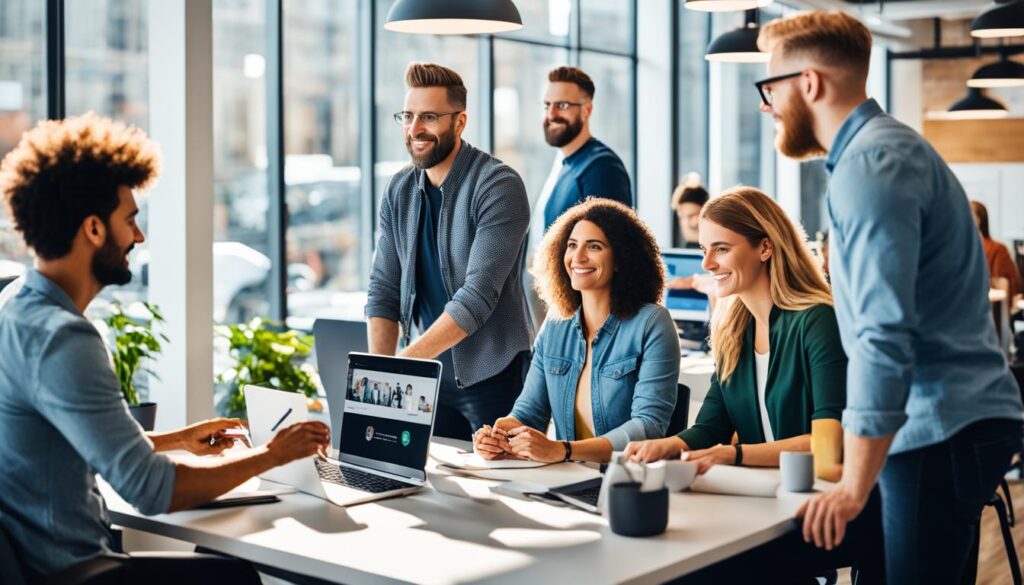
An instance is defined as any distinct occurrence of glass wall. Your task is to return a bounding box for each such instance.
[212,0,270,325]
[284,0,361,324]
[0,0,45,287]
[65,0,150,308]
[711,10,773,192]
[494,41,567,202]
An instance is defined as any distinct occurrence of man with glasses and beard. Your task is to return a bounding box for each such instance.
[0,114,330,582]
[367,63,532,441]
[525,66,632,329]
[757,12,1023,584]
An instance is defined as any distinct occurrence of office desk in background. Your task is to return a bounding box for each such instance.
[104,441,821,585]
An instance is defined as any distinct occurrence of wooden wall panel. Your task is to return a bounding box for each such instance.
[923,119,1024,163]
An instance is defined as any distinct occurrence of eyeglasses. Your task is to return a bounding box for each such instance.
[393,111,462,126]
[541,101,588,112]
[753,71,803,107]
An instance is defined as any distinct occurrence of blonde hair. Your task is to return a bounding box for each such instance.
[758,11,872,79]
[404,62,467,110]
[702,187,832,382]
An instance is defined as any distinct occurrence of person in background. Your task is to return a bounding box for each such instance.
[474,199,678,464]
[367,63,533,440]
[0,114,330,582]
[671,172,709,249]
[624,187,882,582]
[524,66,633,331]
[405,384,415,413]
[971,200,1021,309]
[667,173,715,299]
[758,12,1023,583]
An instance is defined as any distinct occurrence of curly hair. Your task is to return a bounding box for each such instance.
[0,112,160,260]
[532,198,665,320]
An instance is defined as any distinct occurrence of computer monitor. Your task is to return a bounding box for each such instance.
[661,248,710,323]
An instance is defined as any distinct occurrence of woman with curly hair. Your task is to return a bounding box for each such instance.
[624,187,846,473]
[472,198,679,463]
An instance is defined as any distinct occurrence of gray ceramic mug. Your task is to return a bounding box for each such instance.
[780,451,814,492]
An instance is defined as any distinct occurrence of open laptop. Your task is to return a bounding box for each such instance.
[661,248,710,350]
[245,352,442,507]
[312,318,368,457]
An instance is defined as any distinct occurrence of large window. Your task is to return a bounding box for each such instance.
[1,0,639,412]
[711,10,774,192]
[283,0,361,325]
[0,0,45,286]
[212,0,270,325]
[494,41,567,201]
[65,0,150,308]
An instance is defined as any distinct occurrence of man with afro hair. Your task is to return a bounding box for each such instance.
[0,113,330,581]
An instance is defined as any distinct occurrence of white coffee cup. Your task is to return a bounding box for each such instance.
[780,451,814,492]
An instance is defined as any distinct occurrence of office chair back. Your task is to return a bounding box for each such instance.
[666,383,691,437]
[0,523,27,585]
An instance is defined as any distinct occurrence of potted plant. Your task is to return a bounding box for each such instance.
[101,301,168,431]
[215,317,320,419]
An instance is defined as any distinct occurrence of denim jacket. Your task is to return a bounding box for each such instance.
[509,303,680,450]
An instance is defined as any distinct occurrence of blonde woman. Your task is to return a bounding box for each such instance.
[625,187,845,471]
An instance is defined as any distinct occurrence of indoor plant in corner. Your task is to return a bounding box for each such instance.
[215,317,320,419]
[101,301,168,431]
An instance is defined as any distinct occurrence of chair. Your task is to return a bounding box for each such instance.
[985,493,1022,585]
[666,383,691,437]
[0,522,124,585]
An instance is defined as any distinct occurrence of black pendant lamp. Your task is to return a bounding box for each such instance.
[705,10,769,63]
[384,0,523,35]
[686,0,772,11]
[971,0,1024,39]
[939,88,1009,120]
[968,57,1024,88]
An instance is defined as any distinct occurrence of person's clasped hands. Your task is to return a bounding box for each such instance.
[472,417,567,463]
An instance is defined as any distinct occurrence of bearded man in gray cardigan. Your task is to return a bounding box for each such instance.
[366,63,533,440]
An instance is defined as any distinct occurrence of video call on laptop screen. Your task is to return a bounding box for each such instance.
[340,356,439,472]
[663,252,710,314]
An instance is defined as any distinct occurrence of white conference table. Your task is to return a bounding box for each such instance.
[103,441,825,585]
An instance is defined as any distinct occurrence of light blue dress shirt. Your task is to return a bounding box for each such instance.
[826,99,1023,455]
[509,303,680,450]
[0,270,176,576]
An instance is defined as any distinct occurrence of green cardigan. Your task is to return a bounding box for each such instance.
[679,304,846,450]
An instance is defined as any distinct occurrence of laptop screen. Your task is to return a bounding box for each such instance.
[662,249,710,322]
[339,353,441,478]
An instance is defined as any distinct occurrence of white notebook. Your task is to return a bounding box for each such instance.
[689,465,781,498]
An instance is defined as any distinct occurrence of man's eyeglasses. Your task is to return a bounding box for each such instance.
[541,101,588,112]
[753,71,803,107]
[393,111,462,126]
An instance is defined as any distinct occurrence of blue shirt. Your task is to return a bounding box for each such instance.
[826,99,1023,455]
[542,137,632,228]
[509,303,679,450]
[0,270,176,575]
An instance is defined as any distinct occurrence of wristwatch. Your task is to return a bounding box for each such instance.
[734,443,744,466]
[563,440,573,462]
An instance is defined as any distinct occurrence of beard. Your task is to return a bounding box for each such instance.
[775,91,827,160]
[92,233,133,286]
[406,123,457,170]
[544,115,583,147]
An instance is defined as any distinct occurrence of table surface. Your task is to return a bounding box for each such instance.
[103,441,823,585]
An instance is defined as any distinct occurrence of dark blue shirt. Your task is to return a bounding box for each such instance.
[414,181,448,332]
[543,137,632,228]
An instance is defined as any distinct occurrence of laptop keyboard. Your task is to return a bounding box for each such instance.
[314,458,410,493]
[566,484,601,506]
